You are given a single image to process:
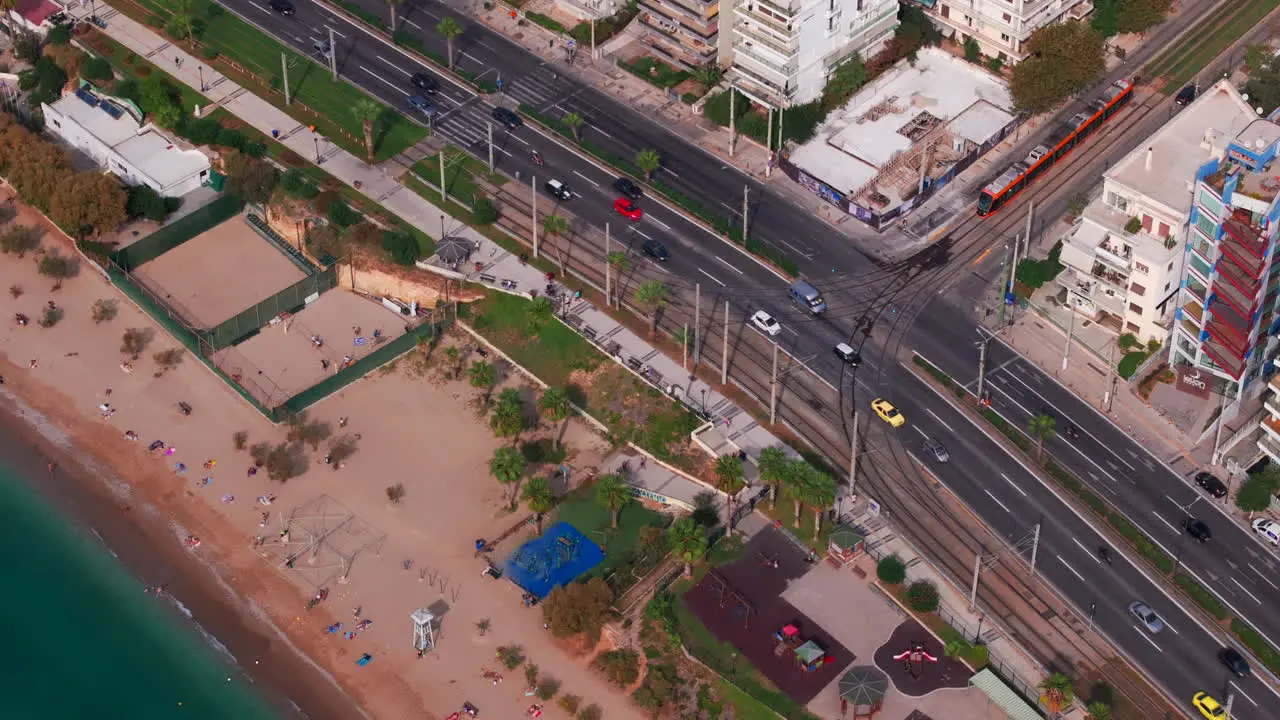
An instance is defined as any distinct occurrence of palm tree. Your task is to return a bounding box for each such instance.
[783,459,813,525]
[1038,673,1075,714]
[443,345,461,378]
[757,445,789,509]
[385,0,404,30]
[595,473,632,529]
[524,295,553,335]
[668,516,709,577]
[537,387,572,448]
[633,280,669,336]
[1026,413,1056,460]
[714,454,746,536]
[607,251,631,273]
[437,17,464,69]
[562,112,585,142]
[489,446,526,507]
[1085,702,1112,720]
[173,0,198,44]
[521,476,555,532]
[803,470,836,541]
[468,360,495,401]
[635,149,662,182]
[541,214,571,270]
[351,99,381,160]
[692,63,722,90]
[490,389,524,443]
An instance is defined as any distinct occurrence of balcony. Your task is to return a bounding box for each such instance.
[1201,336,1246,380]
[1263,415,1280,444]
[1182,299,1204,324]
[1066,0,1094,20]
[1095,241,1132,271]
[734,17,796,53]
[1220,208,1268,272]
[1212,273,1257,319]
[742,0,796,21]
[1091,262,1128,289]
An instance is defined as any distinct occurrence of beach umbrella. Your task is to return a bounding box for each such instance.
[839,665,888,707]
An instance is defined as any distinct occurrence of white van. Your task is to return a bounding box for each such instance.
[1252,518,1280,545]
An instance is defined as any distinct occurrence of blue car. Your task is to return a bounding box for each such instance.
[408,95,438,118]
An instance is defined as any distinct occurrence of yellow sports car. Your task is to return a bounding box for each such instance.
[1193,692,1226,719]
[871,398,905,428]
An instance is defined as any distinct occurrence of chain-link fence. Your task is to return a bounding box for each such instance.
[110,194,244,271]
[206,266,338,349]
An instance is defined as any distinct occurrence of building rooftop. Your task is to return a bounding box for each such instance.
[1106,80,1258,216]
[48,88,208,191]
[15,0,59,25]
[789,47,1013,199]
[1075,200,1181,263]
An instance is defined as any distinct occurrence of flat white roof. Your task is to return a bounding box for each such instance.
[48,89,208,189]
[789,47,1014,194]
[1106,80,1258,215]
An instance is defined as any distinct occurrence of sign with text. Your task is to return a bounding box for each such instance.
[1173,364,1213,400]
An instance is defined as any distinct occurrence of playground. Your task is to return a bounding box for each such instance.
[502,522,606,599]
[683,527,854,704]
[873,620,970,697]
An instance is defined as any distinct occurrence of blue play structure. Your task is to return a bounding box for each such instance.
[503,522,604,599]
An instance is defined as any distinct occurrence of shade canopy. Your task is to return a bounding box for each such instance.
[839,666,889,705]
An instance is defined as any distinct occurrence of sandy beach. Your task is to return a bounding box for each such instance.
[0,186,646,720]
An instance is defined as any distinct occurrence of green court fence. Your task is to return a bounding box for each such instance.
[110,194,244,272]
[206,265,339,350]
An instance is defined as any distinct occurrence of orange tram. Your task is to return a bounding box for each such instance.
[976,79,1135,217]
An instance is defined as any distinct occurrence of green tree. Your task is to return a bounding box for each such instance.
[1117,0,1171,34]
[667,516,708,576]
[352,99,381,160]
[437,17,464,69]
[963,36,981,63]
[1244,52,1280,115]
[692,62,722,90]
[822,55,867,108]
[714,454,746,535]
[1039,673,1075,714]
[1091,0,1120,37]
[541,214,571,268]
[803,469,836,540]
[595,473,632,529]
[381,229,419,266]
[525,295,554,335]
[783,459,814,525]
[757,445,789,509]
[490,388,524,443]
[489,446,526,505]
[1236,470,1280,515]
[537,387,572,448]
[1010,21,1106,114]
[633,280,669,336]
[607,251,631,273]
[521,475,555,531]
[635,149,661,181]
[225,152,279,204]
[1086,702,1113,720]
[468,360,496,400]
[1027,413,1057,460]
[562,112,585,142]
[49,172,127,238]
[472,195,499,225]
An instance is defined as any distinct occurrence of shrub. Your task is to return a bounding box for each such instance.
[593,649,640,686]
[385,483,406,504]
[200,46,219,61]
[1124,216,1142,234]
[183,116,223,145]
[216,127,248,151]
[877,554,907,584]
[558,694,582,713]
[472,195,498,225]
[120,327,154,358]
[232,431,249,451]
[905,581,939,612]
[1117,333,1138,350]
[46,25,71,46]
[497,644,525,669]
[381,229,419,266]
[577,704,602,720]
[1231,619,1280,676]
[535,677,560,700]
[82,56,113,82]
[327,198,361,228]
[37,250,76,279]
[91,298,118,323]
[543,578,614,643]
[125,184,170,221]
[39,305,64,328]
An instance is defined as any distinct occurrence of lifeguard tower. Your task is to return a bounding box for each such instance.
[411,608,437,655]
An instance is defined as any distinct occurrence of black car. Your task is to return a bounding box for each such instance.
[1183,516,1211,543]
[491,106,522,130]
[1175,84,1197,106]
[1195,471,1228,498]
[614,176,643,200]
[270,0,295,15]
[410,73,439,94]
[1219,647,1251,678]
[641,238,669,262]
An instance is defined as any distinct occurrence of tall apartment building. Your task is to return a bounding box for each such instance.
[923,0,1094,63]
[726,0,899,106]
[1170,97,1280,411]
[1056,81,1258,345]
[637,0,721,69]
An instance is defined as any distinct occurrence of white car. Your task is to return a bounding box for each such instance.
[1252,518,1280,546]
[751,310,782,336]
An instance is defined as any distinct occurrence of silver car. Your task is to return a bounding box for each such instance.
[1129,601,1163,633]
[923,437,949,463]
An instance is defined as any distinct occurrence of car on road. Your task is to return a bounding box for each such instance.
[544,179,572,201]
[1192,691,1225,719]
[923,437,949,463]
[1175,84,1197,106]
[410,72,439,94]
[1128,601,1163,633]
[312,38,331,56]
[270,0,295,15]
[750,310,781,337]
[1194,471,1228,498]
[871,398,905,428]
[407,95,438,118]
[1252,517,1280,545]
[1219,646,1251,678]
[834,342,861,367]
[614,176,643,200]
[613,198,643,221]
[641,238,669,262]
[491,106,522,130]
[1183,516,1211,543]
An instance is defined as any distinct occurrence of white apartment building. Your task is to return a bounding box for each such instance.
[43,86,211,198]
[727,0,899,106]
[924,0,1094,63]
[1056,80,1259,345]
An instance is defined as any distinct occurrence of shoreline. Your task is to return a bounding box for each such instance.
[0,380,368,720]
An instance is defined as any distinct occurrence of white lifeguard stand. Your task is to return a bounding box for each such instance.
[411,608,437,655]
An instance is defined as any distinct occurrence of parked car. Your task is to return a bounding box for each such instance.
[1175,84,1197,106]
[410,72,439,94]
[491,106,522,130]
[1194,471,1227,498]
[834,342,861,367]
[923,437,949,463]
[641,238,669,262]
[270,0,295,15]
[613,198,642,221]
[1252,517,1280,545]
[871,398,905,428]
[1218,647,1251,678]
[544,179,572,201]
[1183,516,1211,543]
[614,176,643,200]
[750,310,781,337]
[407,95,438,118]
[1128,601,1164,633]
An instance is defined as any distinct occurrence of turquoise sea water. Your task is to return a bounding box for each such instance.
[0,466,281,720]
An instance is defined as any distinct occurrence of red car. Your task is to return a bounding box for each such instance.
[613,197,642,221]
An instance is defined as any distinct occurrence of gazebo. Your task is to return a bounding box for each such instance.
[839,666,888,718]
[828,525,865,566]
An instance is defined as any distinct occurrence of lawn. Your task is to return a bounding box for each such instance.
[618,56,690,89]
[1162,0,1280,89]
[411,145,508,205]
[754,497,834,554]
[554,485,668,592]
[122,0,424,160]
[470,292,604,386]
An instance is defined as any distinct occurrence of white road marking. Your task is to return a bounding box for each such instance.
[512,135,528,145]
[983,489,1011,514]
[1150,511,1179,534]
[325,25,347,38]
[1232,577,1263,604]
[913,426,928,439]
[1160,615,1178,634]
[631,227,654,240]
[1072,537,1100,563]
[405,19,422,29]
[462,52,483,64]
[1231,681,1258,707]
[571,170,600,187]
[592,127,613,139]
[477,41,495,51]
[358,67,409,96]
[1057,555,1086,582]
[716,256,744,274]
[697,268,725,286]
[649,216,671,230]
[1250,563,1279,589]
[1000,473,1028,497]
[375,56,412,76]
[925,409,953,433]
[248,0,268,12]
[1131,626,1163,652]
[1003,371,1136,471]
[665,168,680,178]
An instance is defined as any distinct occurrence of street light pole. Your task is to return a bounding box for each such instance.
[314,136,321,163]
[487,122,494,172]
[328,27,337,80]
[282,54,291,105]
[849,409,860,492]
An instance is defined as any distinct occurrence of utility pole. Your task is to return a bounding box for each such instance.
[742,185,749,239]
[590,17,596,58]
[1088,602,1097,632]
[328,27,337,80]
[976,339,989,402]
[777,105,785,150]
[969,554,983,611]
[694,283,701,370]
[1007,232,1021,299]
[487,123,494,172]
[765,109,773,178]
[728,86,736,157]
[1061,308,1075,371]
[683,322,690,372]
[1103,342,1116,412]
[604,223,611,308]
[849,410,860,492]
[531,175,539,259]
[1029,520,1042,578]
[438,152,446,204]
[1024,200,1034,253]
[769,343,780,424]
[281,54,291,105]
[721,300,729,384]
[1211,392,1229,465]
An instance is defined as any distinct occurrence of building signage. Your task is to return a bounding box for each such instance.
[630,487,672,505]
[1173,364,1213,400]
[1227,148,1257,168]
